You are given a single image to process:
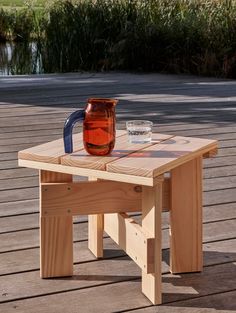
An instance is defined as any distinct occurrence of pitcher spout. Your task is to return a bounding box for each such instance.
[87,98,118,106]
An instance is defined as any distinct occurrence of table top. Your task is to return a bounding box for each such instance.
[18,130,218,186]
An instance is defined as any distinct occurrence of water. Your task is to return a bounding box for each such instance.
[127,127,152,143]
[83,119,115,155]
[0,42,43,75]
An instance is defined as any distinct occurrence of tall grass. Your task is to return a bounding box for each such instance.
[1,0,236,77]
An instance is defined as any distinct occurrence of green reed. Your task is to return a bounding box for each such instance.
[1,0,236,77]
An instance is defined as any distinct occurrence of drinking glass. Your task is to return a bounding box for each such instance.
[126,120,153,143]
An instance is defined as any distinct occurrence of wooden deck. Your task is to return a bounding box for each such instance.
[0,72,236,313]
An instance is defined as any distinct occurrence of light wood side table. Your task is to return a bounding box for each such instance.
[18,130,218,305]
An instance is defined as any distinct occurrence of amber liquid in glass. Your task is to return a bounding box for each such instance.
[83,118,115,156]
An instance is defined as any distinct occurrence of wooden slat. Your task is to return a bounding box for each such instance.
[18,130,126,165]
[0,255,141,303]
[0,259,235,308]
[170,157,203,273]
[141,181,163,305]
[88,214,104,258]
[0,134,61,146]
[40,171,73,278]
[104,213,155,273]
[0,167,37,180]
[2,217,235,254]
[40,181,142,216]
[18,159,155,186]
[0,187,38,203]
[0,222,87,253]
[1,232,236,277]
[0,128,62,139]
[88,178,104,258]
[204,164,236,179]
[61,133,172,170]
[1,201,236,233]
[18,133,83,164]
[0,176,38,191]
[0,160,17,170]
[0,274,235,313]
[0,199,39,217]
[0,237,124,276]
[107,136,218,178]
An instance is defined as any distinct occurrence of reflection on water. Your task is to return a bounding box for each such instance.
[0,42,43,75]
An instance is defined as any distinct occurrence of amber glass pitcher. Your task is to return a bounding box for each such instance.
[63,98,118,156]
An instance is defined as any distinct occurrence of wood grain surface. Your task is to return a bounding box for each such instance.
[0,73,235,312]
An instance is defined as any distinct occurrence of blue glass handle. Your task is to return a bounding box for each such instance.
[63,110,85,153]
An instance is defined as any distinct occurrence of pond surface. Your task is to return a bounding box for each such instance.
[0,42,43,75]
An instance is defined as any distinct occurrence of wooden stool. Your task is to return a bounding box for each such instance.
[18,130,218,304]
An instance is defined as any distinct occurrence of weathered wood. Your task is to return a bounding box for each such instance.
[0,115,67,127]
[5,173,236,208]
[0,199,39,217]
[0,261,235,309]
[0,255,140,303]
[0,123,63,133]
[0,214,39,233]
[203,202,236,222]
[203,175,236,191]
[0,224,83,253]
[204,155,236,168]
[0,160,18,170]
[0,152,17,161]
[0,168,37,180]
[0,176,38,191]
[1,174,236,205]
[0,134,61,146]
[204,164,236,179]
[0,187,38,203]
[1,201,235,233]
[0,237,124,276]
[2,218,235,254]
[1,233,235,277]
[0,72,236,312]
[118,290,236,312]
[203,188,236,206]
[0,107,72,118]
[0,128,62,139]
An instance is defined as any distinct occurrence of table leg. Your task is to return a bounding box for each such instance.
[170,157,203,274]
[141,180,163,305]
[88,177,104,258]
[40,170,73,278]
[88,215,104,258]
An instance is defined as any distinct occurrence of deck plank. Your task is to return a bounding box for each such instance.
[0,218,235,256]
[0,262,235,312]
[0,73,235,312]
